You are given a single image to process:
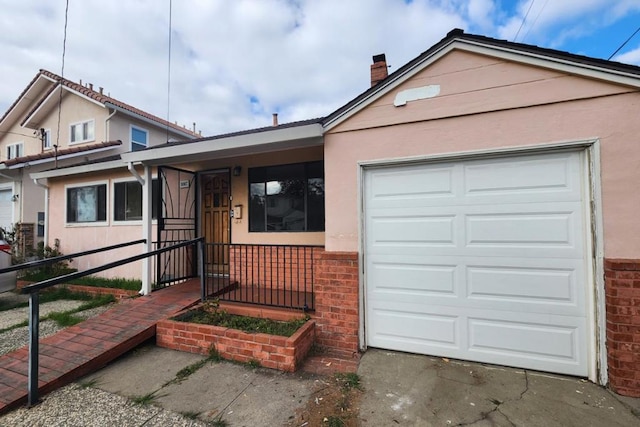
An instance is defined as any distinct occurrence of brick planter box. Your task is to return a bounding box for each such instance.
[16,280,139,299]
[156,312,316,372]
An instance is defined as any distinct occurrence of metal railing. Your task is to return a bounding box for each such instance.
[205,243,320,311]
[152,240,197,290]
[0,237,205,407]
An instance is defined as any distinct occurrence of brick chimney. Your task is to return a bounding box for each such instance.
[370,54,388,87]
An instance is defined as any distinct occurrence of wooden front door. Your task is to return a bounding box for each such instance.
[202,171,230,273]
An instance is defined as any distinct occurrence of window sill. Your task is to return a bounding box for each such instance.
[65,221,109,228]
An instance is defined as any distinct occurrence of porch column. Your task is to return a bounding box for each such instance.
[141,165,153,295]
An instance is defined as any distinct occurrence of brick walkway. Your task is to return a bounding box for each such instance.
[0,279,201,415]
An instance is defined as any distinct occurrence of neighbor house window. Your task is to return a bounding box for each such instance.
[69,119,95,143]
[249,161,324,232]
[113,179,159,221]
[43,129,52,149]
[131,126,148,151]
[66,184,107,223]
[6,142,23,160]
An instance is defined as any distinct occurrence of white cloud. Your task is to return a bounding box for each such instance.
[615,47,640,66]
[0,0,639,137]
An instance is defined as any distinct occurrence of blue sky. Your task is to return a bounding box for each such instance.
[0,0,639,137]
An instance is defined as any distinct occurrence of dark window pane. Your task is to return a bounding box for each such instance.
[249,183,265,232]
[114,183,126,221]
[126,181,142,220]
[307,177,325,231]
[97,184,107,221]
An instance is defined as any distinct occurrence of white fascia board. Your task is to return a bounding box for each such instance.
[104,102,196,140]
[6,145,120,170]
[121,122,324,165]
[324,39,640,131]
[457,40,640,88]
[29,159,124,180]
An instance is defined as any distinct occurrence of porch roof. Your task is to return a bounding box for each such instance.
[120,118,324,166]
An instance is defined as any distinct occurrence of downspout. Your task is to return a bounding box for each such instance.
[104,108,117,142]
[33,178,49,247]
[127,162,144,186]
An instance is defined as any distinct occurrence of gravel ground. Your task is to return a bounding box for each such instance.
[0,305,113,356]
[0,384,208,427]
[0,300,87,330]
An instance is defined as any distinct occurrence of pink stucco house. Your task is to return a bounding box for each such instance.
[32,29,640,397]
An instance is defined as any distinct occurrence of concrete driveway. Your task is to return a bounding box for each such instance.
[358,349,640,426]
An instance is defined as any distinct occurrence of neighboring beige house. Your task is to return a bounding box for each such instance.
[0,69,198,252]
[28,29,640,397]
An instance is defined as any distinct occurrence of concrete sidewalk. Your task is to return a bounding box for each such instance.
[0,342,320,426]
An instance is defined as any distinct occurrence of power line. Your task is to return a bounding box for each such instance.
[166,0,173,143]
[55,0,70,167]
[522,0,549,43]
[514,0,536,42]
[608,25,640,60]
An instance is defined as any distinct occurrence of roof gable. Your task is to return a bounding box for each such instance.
[1,69,199,140]
[323,29,640,131]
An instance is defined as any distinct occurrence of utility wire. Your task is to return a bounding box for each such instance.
[55,0,70,168]
[514,0,536,42]
[166,0,173,143]
[608,25,640,60]
[522,0,549,43]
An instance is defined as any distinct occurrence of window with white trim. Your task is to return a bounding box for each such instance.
[6,142,23,160]
[43,129,52,149]
[69,119,95,144]
[131,126,148,151]
[66,184,107,223]
[113,179,159,221]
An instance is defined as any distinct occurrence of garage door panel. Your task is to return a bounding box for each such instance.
[467,265,576,305]
[368,255,585,315]
[369,261,457,296]
[463,153,580,199]
[368,165,456,203]
[468,317,580,360]
[466,212,574,247]
[364,150,590,376]
[368,308,459,349]
[369,214,455,246]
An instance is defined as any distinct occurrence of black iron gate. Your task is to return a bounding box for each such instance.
[154,166,198,290]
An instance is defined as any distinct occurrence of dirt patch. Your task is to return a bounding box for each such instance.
[288,373,363,426]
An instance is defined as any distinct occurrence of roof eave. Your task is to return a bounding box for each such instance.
[104,102,197,140]
[30,159,125,180]
[121,122,324,166]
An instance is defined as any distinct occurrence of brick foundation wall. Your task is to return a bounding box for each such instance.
[604,259,640,397]
[312,251,359,358]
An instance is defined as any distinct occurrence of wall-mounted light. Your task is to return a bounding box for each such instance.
[11,194,19,202]
[233,166,242,177]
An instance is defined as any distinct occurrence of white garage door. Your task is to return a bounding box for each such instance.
[364,151,590,376]
[0,189,12,231]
